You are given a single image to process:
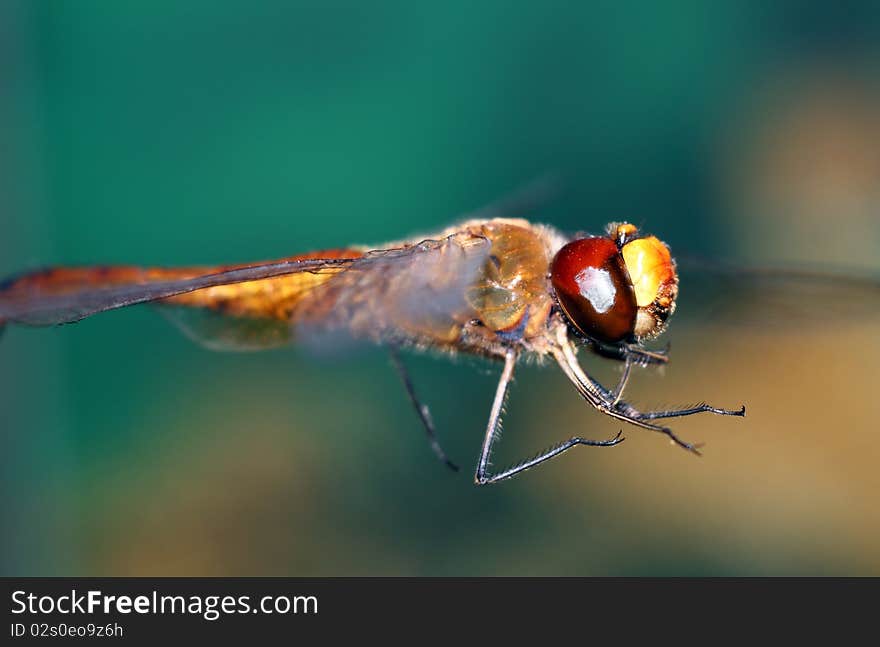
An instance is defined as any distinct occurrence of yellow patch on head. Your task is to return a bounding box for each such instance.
[621,236,676,308]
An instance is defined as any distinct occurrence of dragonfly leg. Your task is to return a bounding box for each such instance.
[609,347,744,421]
[615,401,746,422]
[474,350,623,485]
[606,401,744,455]
[593,341,670,366]
[627,343,671,366]
[597,342,669,405]
[389,347,459,472]
[551,325,742,456]
[609,355,633,406]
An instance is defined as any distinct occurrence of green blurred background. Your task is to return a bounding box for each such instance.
[2,1,879,575]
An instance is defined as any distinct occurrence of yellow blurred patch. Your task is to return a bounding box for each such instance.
[621,236,675,308]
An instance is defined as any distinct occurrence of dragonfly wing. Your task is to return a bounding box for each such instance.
[161,232,492,352]
[158,307,295,351]
[293,231,493,350]
[673,257,880,332]
[0,234,492,352]
[0,258,355,327]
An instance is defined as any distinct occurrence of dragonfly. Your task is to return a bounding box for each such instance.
[1,203,877,484]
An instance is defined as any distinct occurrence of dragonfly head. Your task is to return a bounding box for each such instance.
[549,222,678,344]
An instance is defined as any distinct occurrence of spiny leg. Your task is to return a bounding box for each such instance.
[601,342,669,406]
[552,326,743,456]
[615,401,746,421]
[611,401,745,454]
[389,347,458,472]
[571,361,724,454]
[594,341,670,366]
[608,346,745,422]
[610,355,633,406]
[474,350,623,485]
[630,344,671,365]
[613,345,744,422]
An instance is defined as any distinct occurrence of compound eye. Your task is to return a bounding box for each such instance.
[550,237,637,344]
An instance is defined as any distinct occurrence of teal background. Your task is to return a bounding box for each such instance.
[2,2,879,575]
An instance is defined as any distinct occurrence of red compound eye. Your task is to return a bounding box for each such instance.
[550,237,637,344]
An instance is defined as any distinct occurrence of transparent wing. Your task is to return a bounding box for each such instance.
[158,307,296,351]
[672,257,880,332]
[293,231,493,350]
[0,259,355,327]
[165,232,493,352]
[0,233,492,354]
